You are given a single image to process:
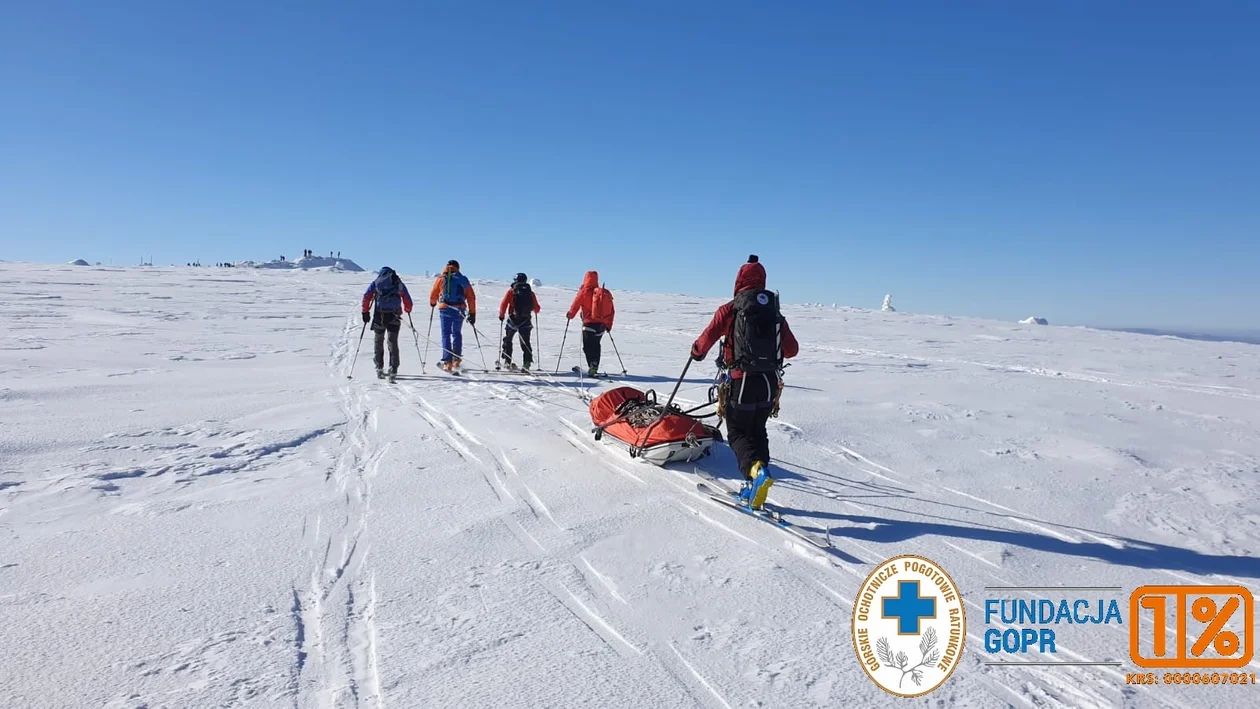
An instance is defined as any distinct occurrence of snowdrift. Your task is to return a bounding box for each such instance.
[1020,316,1049,325]
[68,259,90,266]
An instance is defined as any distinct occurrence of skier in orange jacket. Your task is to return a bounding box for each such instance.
[428,260,477,371]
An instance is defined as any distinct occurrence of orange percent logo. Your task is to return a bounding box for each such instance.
[1130,585,1254,668]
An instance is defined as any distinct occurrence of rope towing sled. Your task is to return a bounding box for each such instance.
[588,386,723,466]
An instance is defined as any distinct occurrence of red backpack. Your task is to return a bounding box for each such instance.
[590,286,614,322]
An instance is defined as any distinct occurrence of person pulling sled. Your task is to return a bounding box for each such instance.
[689,255,798,510]
[566,270,615,377]
[429,260,477,373]
[361,266,414,381]
[499,273,541,371]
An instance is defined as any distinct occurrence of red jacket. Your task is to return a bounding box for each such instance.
[498,287,541,320]
[691,260,799,378]
[566,270,615,329]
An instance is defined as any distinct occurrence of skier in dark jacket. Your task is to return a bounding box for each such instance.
[689,255,799,510]
[361,267,414,379]
[498,273,541,371]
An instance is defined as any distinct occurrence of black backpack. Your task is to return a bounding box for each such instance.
[510,282,534,320]
[730,289,782,374]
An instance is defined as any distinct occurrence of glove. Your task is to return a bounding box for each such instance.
[690,343,704,361]
[404,305,412,314]
[499,315,505,322]
[467,312,476,326]
[361,311,371,323]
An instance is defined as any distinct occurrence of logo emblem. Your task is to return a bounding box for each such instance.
[756,293,769,305]
[1130,585,1253,668]
[853,555,966,697]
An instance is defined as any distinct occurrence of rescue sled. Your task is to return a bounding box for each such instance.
[588,386,721,466]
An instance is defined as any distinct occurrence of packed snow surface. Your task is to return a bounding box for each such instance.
[3,263,1259,708]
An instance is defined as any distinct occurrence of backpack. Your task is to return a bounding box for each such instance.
[441,272,466,306]
[590,286,613,322]
[510,282,534,320]
[374,269,402,310]
[730,289,782,374]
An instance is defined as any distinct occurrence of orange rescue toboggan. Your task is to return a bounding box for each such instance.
[588,386,722,465]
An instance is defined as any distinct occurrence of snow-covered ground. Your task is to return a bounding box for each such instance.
[2,263,1259,708]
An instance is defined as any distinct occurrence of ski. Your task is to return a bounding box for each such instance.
[571,365,617,379]
[695,482,832,549]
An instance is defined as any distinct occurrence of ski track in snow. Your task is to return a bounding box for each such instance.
[3,265,1259,708]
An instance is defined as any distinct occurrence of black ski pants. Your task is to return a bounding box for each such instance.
[372,310,402,372]
[502,318,534,366]
[581,322,606,369]
[725,372,776,480]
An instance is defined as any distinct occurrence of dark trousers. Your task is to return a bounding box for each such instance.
[581,323,606,368]
[501,319,534,365]
[724,373,776,480]
[372,310,402,371]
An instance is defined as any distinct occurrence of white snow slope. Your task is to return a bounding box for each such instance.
[3,263,1259,708]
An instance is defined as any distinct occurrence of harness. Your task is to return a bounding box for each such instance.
[708,360,788,419]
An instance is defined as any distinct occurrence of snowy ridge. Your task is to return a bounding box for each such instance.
[256,255,366,272]
[2,263,1259,707]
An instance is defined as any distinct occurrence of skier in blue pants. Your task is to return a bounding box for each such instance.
[428,260,477,372]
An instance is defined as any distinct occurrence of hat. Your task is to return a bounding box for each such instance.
[514,272,527,283]
[447,259,460,269]
[747,254,759,263]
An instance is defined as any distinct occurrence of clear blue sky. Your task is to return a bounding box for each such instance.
[2,1,1257,329]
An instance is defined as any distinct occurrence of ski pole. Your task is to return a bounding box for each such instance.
[407,318,461,366]
[407,311,425,373]
[465,311,491,372]
[347,319,367,379]
[606,329,627,374]
[535,317,542,370]
[422,306,435,372]
[555,319,570,373]
[662,355,694,412]
[496,318,504,370]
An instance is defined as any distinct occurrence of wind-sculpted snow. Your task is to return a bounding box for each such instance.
[1,262,1259,707]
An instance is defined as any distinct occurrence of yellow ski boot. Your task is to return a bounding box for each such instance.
[748,461,774,511]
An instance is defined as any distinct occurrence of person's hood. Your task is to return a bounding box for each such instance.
[443,264,457,275]
[733,261,766,295]
[581,271,599,289]
[378,266,395,278]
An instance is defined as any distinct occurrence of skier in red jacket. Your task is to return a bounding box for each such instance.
[566,270,615,377]
[690,255,799,510]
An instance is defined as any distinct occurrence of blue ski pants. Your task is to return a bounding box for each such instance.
[439,307,465,362]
